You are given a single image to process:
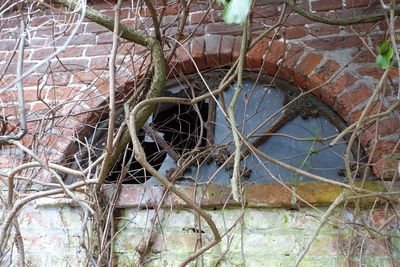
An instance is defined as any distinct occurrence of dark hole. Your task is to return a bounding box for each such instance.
[106,102,209,184]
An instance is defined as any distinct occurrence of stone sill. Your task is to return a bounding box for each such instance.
[102,181,398,209]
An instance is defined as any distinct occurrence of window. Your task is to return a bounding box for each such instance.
[73,70,367,190]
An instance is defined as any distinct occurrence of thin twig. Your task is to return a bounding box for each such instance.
[295,192,346,266]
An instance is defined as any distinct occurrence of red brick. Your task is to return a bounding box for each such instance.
[45,73,71,86]
[205,35,221,67]
[246,38,269,68]
[357,66,399,80]
[232,36,242,62]
[345,0,379,8]
[253,6,278,18]
[206,23,243,36]
[284,26,307,39]
[307,60,341,94]
[343,23,378,34]
[369,34,389,47]
[101,8,130,18]
[80,90,106,111]
[263,41,285,75]
[320,72,358,107]
[190,36,206,70]
[59,46,84,58]
[29,101,49,112]
[57,24,85,35]
[23,75,42,87]
[348,101,385,124]
[51,59,89,71]
[34,26,56,38]
[1,62,47,75]
[353,50,376,64]
[175,41,194,74]
[47,86,78,100]
[369,140,400,163]
[29,38,49,48]
[190,10,220,24]
[220,35,235,65]
[90,57,109,70]
[160,15,178,28]
[371,210,395,228]
[373,157,399,180]
[11,88,42,102]
[0,51,10,61]
[72,70,106,85]
[30,48,55,60]
[55,34,96,46]
[360,117,400,148]
[124,56,149,80]
[277,45,304,81]
[85,44,112,57]
[335,84,373,118]
[294,52,323,88]
[181,24,206,39]
[311,0,342,11]
[30,16,51,27]
[0,75,13,87]
[308,23,341,36]
[0,39,17,51]
[286,14,313,26]
[0,154,16,168]
[1,18,20,28]
[120,19,135,29]
[305,36,362,51]
[130,6,149,17]
[62,103,91,124]
[96,32,114,45]
[42,134,73,155]
[188,3,208,12]
[252,18,276,36]
[158,5,179,16]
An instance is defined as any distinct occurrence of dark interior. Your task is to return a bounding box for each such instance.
[106,102,209,183]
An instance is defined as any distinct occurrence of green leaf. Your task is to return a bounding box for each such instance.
[376,47,393,69]
[379,39,391,54]
[221,0,252,25]
[376,55,390,69]
[384,46,394,62]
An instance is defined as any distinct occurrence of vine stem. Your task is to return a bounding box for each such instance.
[127,97,222,239]
[285,0,400,25]
[228,19,248,202]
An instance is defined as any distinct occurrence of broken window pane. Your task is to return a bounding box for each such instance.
[149,76,357,185]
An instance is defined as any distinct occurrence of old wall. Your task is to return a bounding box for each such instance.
[4,197,399,266]
[0,0,399,266]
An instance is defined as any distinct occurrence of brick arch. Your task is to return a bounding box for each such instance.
[169,35,400,179]
[22,34,397,181]
[0,1,397,182]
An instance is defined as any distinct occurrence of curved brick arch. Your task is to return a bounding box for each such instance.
[170,35,400,179]
[0,1,398,182]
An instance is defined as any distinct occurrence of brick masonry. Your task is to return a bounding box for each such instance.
[0,0,398,180]
[0,0,399,265]
[4,196,399,266]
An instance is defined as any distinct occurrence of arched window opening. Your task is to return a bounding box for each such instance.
[71,71,370,186]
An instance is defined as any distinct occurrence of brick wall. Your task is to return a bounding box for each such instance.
[4,198,399,266]
[0,0,399,266]
[0,0,399,180]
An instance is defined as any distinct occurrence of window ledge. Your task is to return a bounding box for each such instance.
[102,181,398,209]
